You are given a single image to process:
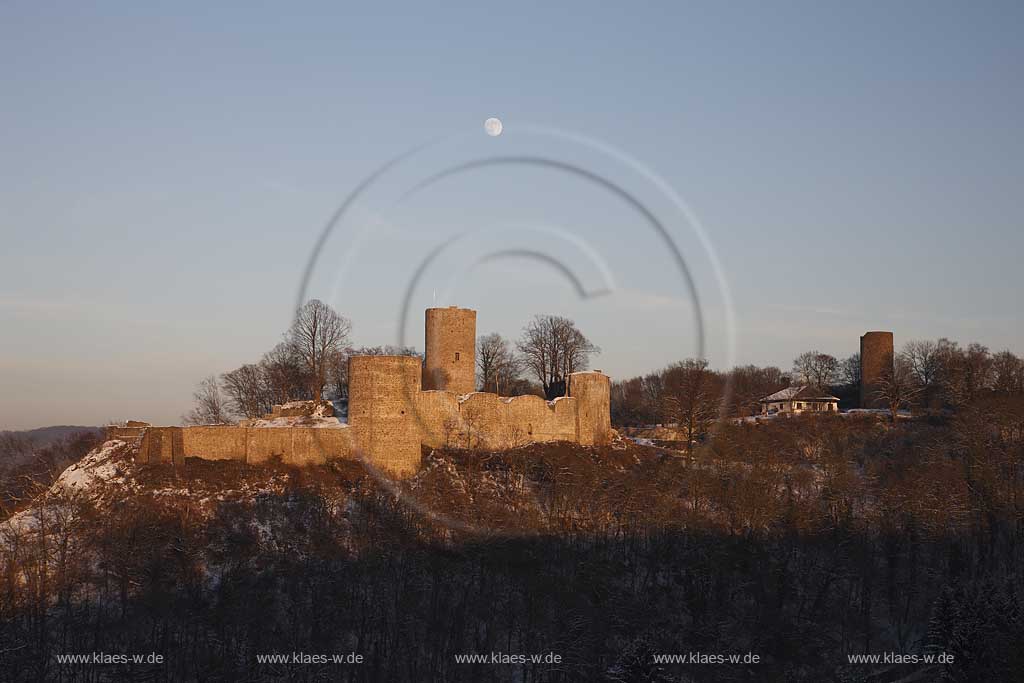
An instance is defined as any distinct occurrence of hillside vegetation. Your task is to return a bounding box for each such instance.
[1,408,1022,681]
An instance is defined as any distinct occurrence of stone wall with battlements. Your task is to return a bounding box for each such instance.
[136,425,355,468]
[125,370,611,477]
[410,371,607,450]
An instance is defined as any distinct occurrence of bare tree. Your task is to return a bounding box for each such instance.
[287,299,352,401]
[903,340,942,389]
[325,347,348,401]
[183,376,231,425]
[840,353,861,387]
[872,356,922,422]
[936,340,994,407]
[991,350,1024,393]
[641,372,665,423]
[963,343,995,397]
[221,364,273,418]
[726,364,788,417]
[477,333,519,394]
[261,341,311,404]
[933,338,965,407]
[517,315,599,399]
[611,377,645,426]
[662,358,720,451]
[793,351,838,388]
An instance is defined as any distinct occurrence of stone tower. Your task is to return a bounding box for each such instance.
[423,306,476,394]
[347,355,423,476]
[569,371,612,446]
[860,331,894,409]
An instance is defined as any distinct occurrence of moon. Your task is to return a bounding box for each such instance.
[484,117,503,137]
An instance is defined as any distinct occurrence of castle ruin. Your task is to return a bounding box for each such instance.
[859,330,894,409]
[113,307,612,477]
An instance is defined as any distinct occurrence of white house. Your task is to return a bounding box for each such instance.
[760,386,840,416]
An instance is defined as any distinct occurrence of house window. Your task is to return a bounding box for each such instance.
[455,352,460,361]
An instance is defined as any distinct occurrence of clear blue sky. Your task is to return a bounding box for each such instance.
[2,1,1022,429]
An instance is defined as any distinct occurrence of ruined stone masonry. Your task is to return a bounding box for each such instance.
[111,307,612,478]
[859,330,894,410]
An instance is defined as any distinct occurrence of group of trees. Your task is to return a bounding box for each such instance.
[477,314,600,400]
[899,338,1023,409]
[516,314,599,399]
[476,333,523,396]
[184,299,354,424]
[611,362,789,433]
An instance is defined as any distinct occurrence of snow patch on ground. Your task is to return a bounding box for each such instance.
[2,440,128,538]
[249,416,349,428]
[3,506,42,535]
[844,408,913,417]
[51,440,127,494]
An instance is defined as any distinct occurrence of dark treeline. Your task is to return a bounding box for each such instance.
[2,404,1023,681]
[611,361,789,430]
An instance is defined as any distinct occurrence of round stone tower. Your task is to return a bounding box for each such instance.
[569,371,611,446]
[860,331,894,409]
[347,355,422,477]
[423,306,477,394]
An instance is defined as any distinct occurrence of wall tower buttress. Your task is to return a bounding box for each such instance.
[347,355,422,476]
[570,371,612,446]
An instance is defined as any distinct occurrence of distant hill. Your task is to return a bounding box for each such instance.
[0,426,103,472]
[0,425,102,448]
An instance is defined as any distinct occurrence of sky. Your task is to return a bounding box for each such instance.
[1,1,1022,430]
